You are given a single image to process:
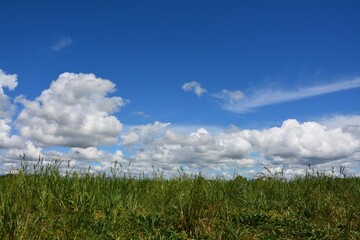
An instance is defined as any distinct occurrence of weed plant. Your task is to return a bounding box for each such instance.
[0,160,359,239]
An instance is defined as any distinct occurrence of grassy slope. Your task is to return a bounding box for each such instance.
[0,163,359,239]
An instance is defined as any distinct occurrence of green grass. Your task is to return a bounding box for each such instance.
[0,161,359,239]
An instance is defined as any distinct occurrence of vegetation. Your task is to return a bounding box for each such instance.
[0,160,359,239]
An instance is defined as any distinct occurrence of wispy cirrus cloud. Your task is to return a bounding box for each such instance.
[182,81,207,97]
[52,36,72,51]
[131,111,150,118]
[215,78,360,113]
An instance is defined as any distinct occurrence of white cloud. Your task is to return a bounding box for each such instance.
[213,89,245,102]
[16,72,125,148]
[319,114,360,140]
[64,147,124,164]
[255,156,360,179]
[217,130,252,159]
[242,119,360,165]
[122,122,254,174]
[1,68,359,178]
[182,81,207,97]
[66,147,113,161]
[343,124,360,140]
[161,128,214,146]
[0,69,22,151]
[120,118,360,176]
[57,147,127,175]
[0,119,24,149]
[0,69,18,119]
[0,143,127,176]
[0,69,18,90]
[320,114,360,129]
[217,78,360,113]
[52,36,72,51]
[3,141,44,162]
[1,116,359,177]
[0,141,60,175]
[121,121,170,146]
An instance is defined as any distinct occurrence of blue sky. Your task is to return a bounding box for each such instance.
[0,0,360,178]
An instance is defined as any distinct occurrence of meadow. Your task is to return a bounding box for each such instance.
[0,161,359,239]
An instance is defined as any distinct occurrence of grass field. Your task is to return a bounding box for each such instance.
[0,161,359,239]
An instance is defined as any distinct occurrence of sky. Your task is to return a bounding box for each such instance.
[0,0,360,178]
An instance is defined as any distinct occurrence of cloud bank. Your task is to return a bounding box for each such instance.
[0,68,359,178]
[121,122,254,174]
[120,118,360,176]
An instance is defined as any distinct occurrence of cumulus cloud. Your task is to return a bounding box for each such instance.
[161,128,215,147]
[121,121,170,146]
[2,141,44,162]
[0,120,24,149]
[52,36,72,51]
[0,143,127,176]
[217,78,360,113]
[217,130,252,159]
[0,69,18,118]
[63,147,125,165]
[0,69,18,90]
[182,81,207,97]
[1,115,359,177]
[66,147,114,161]
[1,67,359,178]
[0,69,23,151]
[16,72,125,148]
[61,147,127,173]
[320,114,360,140]
[320,114,360,129]
[122,122,254,174]
[343,125,360,140]
[120,118,360,176]
[241,119,360,165]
